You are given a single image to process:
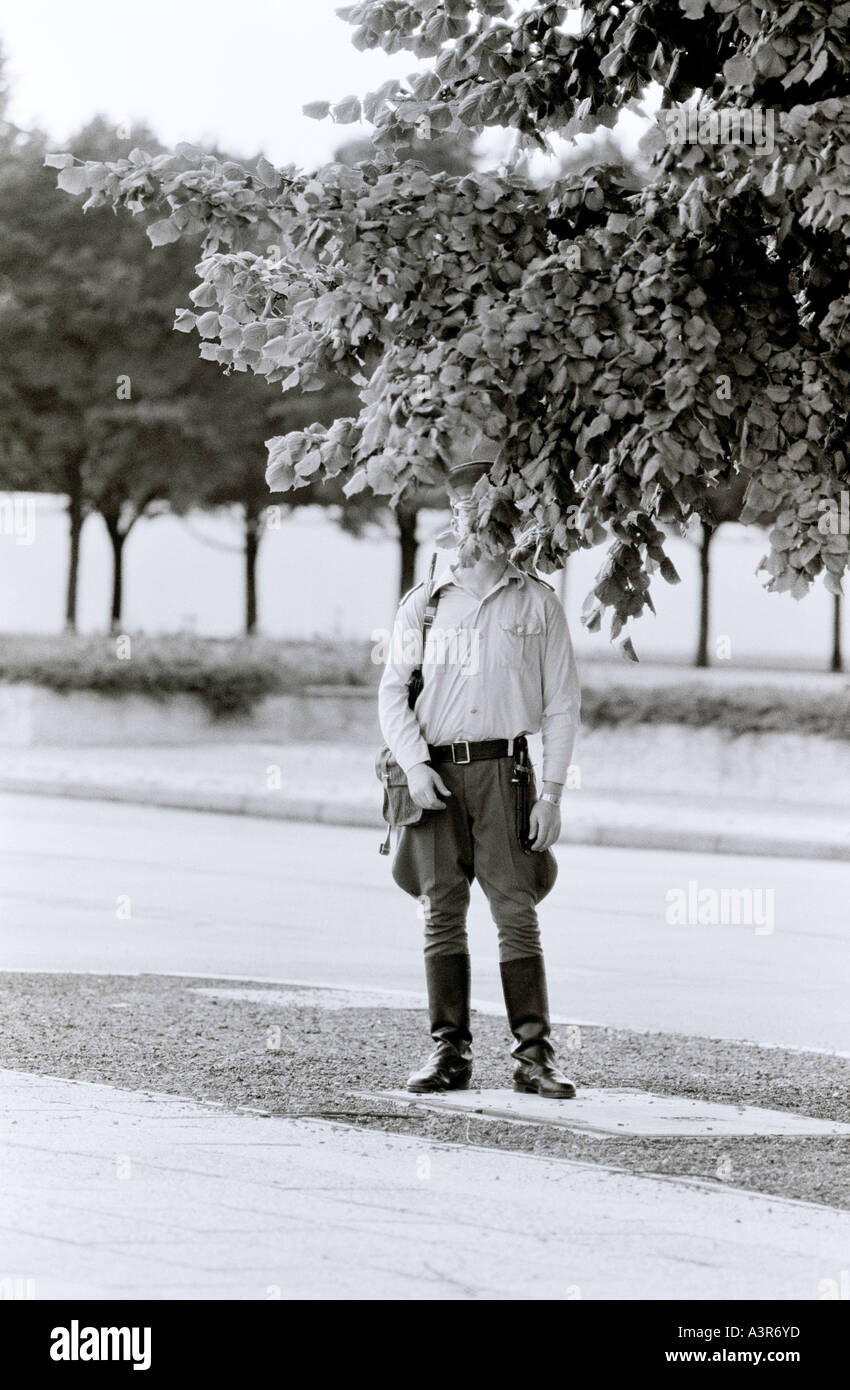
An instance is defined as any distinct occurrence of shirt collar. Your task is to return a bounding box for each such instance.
[431,555,526,596]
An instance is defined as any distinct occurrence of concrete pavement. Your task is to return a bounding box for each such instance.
[0,742,848,860]
[368,1087,850,1137]
[3,1069,847,1301]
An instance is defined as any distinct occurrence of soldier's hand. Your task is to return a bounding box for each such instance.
[407,762,451,810]
[529,798,560,851]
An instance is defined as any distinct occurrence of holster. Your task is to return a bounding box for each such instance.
[376,746,424,855]
[511,735,534,854]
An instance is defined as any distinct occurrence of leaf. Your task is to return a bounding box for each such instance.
[806,49,828,85]
[241,323,268,349]
[331,95,362,124]
[265,454,296,492]
[791,572,810,601]
[744,479,777,514]
[343,468,368,496]
[195,311,221,338]
[723,55,755,87]
[618,636,639,662]
[583,608,602,633]
[754,44,786,79]
[736,4,761,36]
[255,156,281,188]
[585,412,611,440]
[147,218,181,247]
[44,151,74,169]
[303,100,332,121]
[56,165,90,195]
[294,449,322,478]
[263,336,294,366]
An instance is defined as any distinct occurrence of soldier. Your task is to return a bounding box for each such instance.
[378,431,582,1098]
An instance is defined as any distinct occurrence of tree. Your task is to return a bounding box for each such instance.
[0,105,375,632]
[48,1,850,655]
[194,372,366,633]
[0,114,200,628]
[81,402,186,631]
[688,474,751,667]
[831,593,843,672]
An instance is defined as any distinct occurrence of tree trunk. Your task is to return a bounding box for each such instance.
[830,592,843,673]
[696,522,714,668]
[103,516,126,634]
[244,504,261,635]
[64,459,84,633]
[397,505,418,598]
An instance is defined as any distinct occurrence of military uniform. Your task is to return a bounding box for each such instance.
[378,491,583,1097]
[380,559,579,958]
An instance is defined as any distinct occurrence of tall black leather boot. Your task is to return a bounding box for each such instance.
[406,953,473,1093]
[499,955,576,1099]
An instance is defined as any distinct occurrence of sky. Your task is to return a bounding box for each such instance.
[2,0,499,167]
[1,0,649,172]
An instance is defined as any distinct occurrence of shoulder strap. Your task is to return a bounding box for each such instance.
[406,554,439,710]
[526,571,554,591]
[421,552,439,640]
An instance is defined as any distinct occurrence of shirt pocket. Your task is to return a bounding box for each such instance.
[498,620,544,669]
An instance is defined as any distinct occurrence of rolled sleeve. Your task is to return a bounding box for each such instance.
[377,590,432,774]
[539,593,581,784]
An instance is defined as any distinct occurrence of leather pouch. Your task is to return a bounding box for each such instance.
[376,745,424,828]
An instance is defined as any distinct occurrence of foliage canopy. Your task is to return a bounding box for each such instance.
[49,0,850,651]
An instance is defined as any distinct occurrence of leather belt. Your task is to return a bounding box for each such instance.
[427,738,516,765]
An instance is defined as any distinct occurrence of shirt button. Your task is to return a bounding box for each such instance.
[470,707,478,713]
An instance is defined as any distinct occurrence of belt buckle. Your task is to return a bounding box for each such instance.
[451,740,471,764]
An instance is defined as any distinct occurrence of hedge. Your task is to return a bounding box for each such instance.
[1,634,849,737]
[0,634,376,719]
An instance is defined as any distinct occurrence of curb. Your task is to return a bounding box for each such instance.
[1,773,847,861]
[557,820,850,862]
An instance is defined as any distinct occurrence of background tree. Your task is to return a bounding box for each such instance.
[832,593,844,672]
[0,100,386,630]
[690,475,754,668]
[193,372,367,634]
[0,113,199,628]
[49,1,850,657]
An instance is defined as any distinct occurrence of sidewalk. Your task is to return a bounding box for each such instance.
[3,1068,848,1300]
[1,742,847,860]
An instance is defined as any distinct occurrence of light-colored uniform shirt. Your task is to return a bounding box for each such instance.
[378,556,581,783]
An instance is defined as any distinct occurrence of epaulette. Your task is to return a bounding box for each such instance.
[399,580,425,605]
[524,572,555,591]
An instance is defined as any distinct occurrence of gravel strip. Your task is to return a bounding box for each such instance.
[2,971,848,1209]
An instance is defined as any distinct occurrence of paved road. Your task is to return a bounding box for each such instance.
[1,793,848,1052]
[4,1069,847,1300]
